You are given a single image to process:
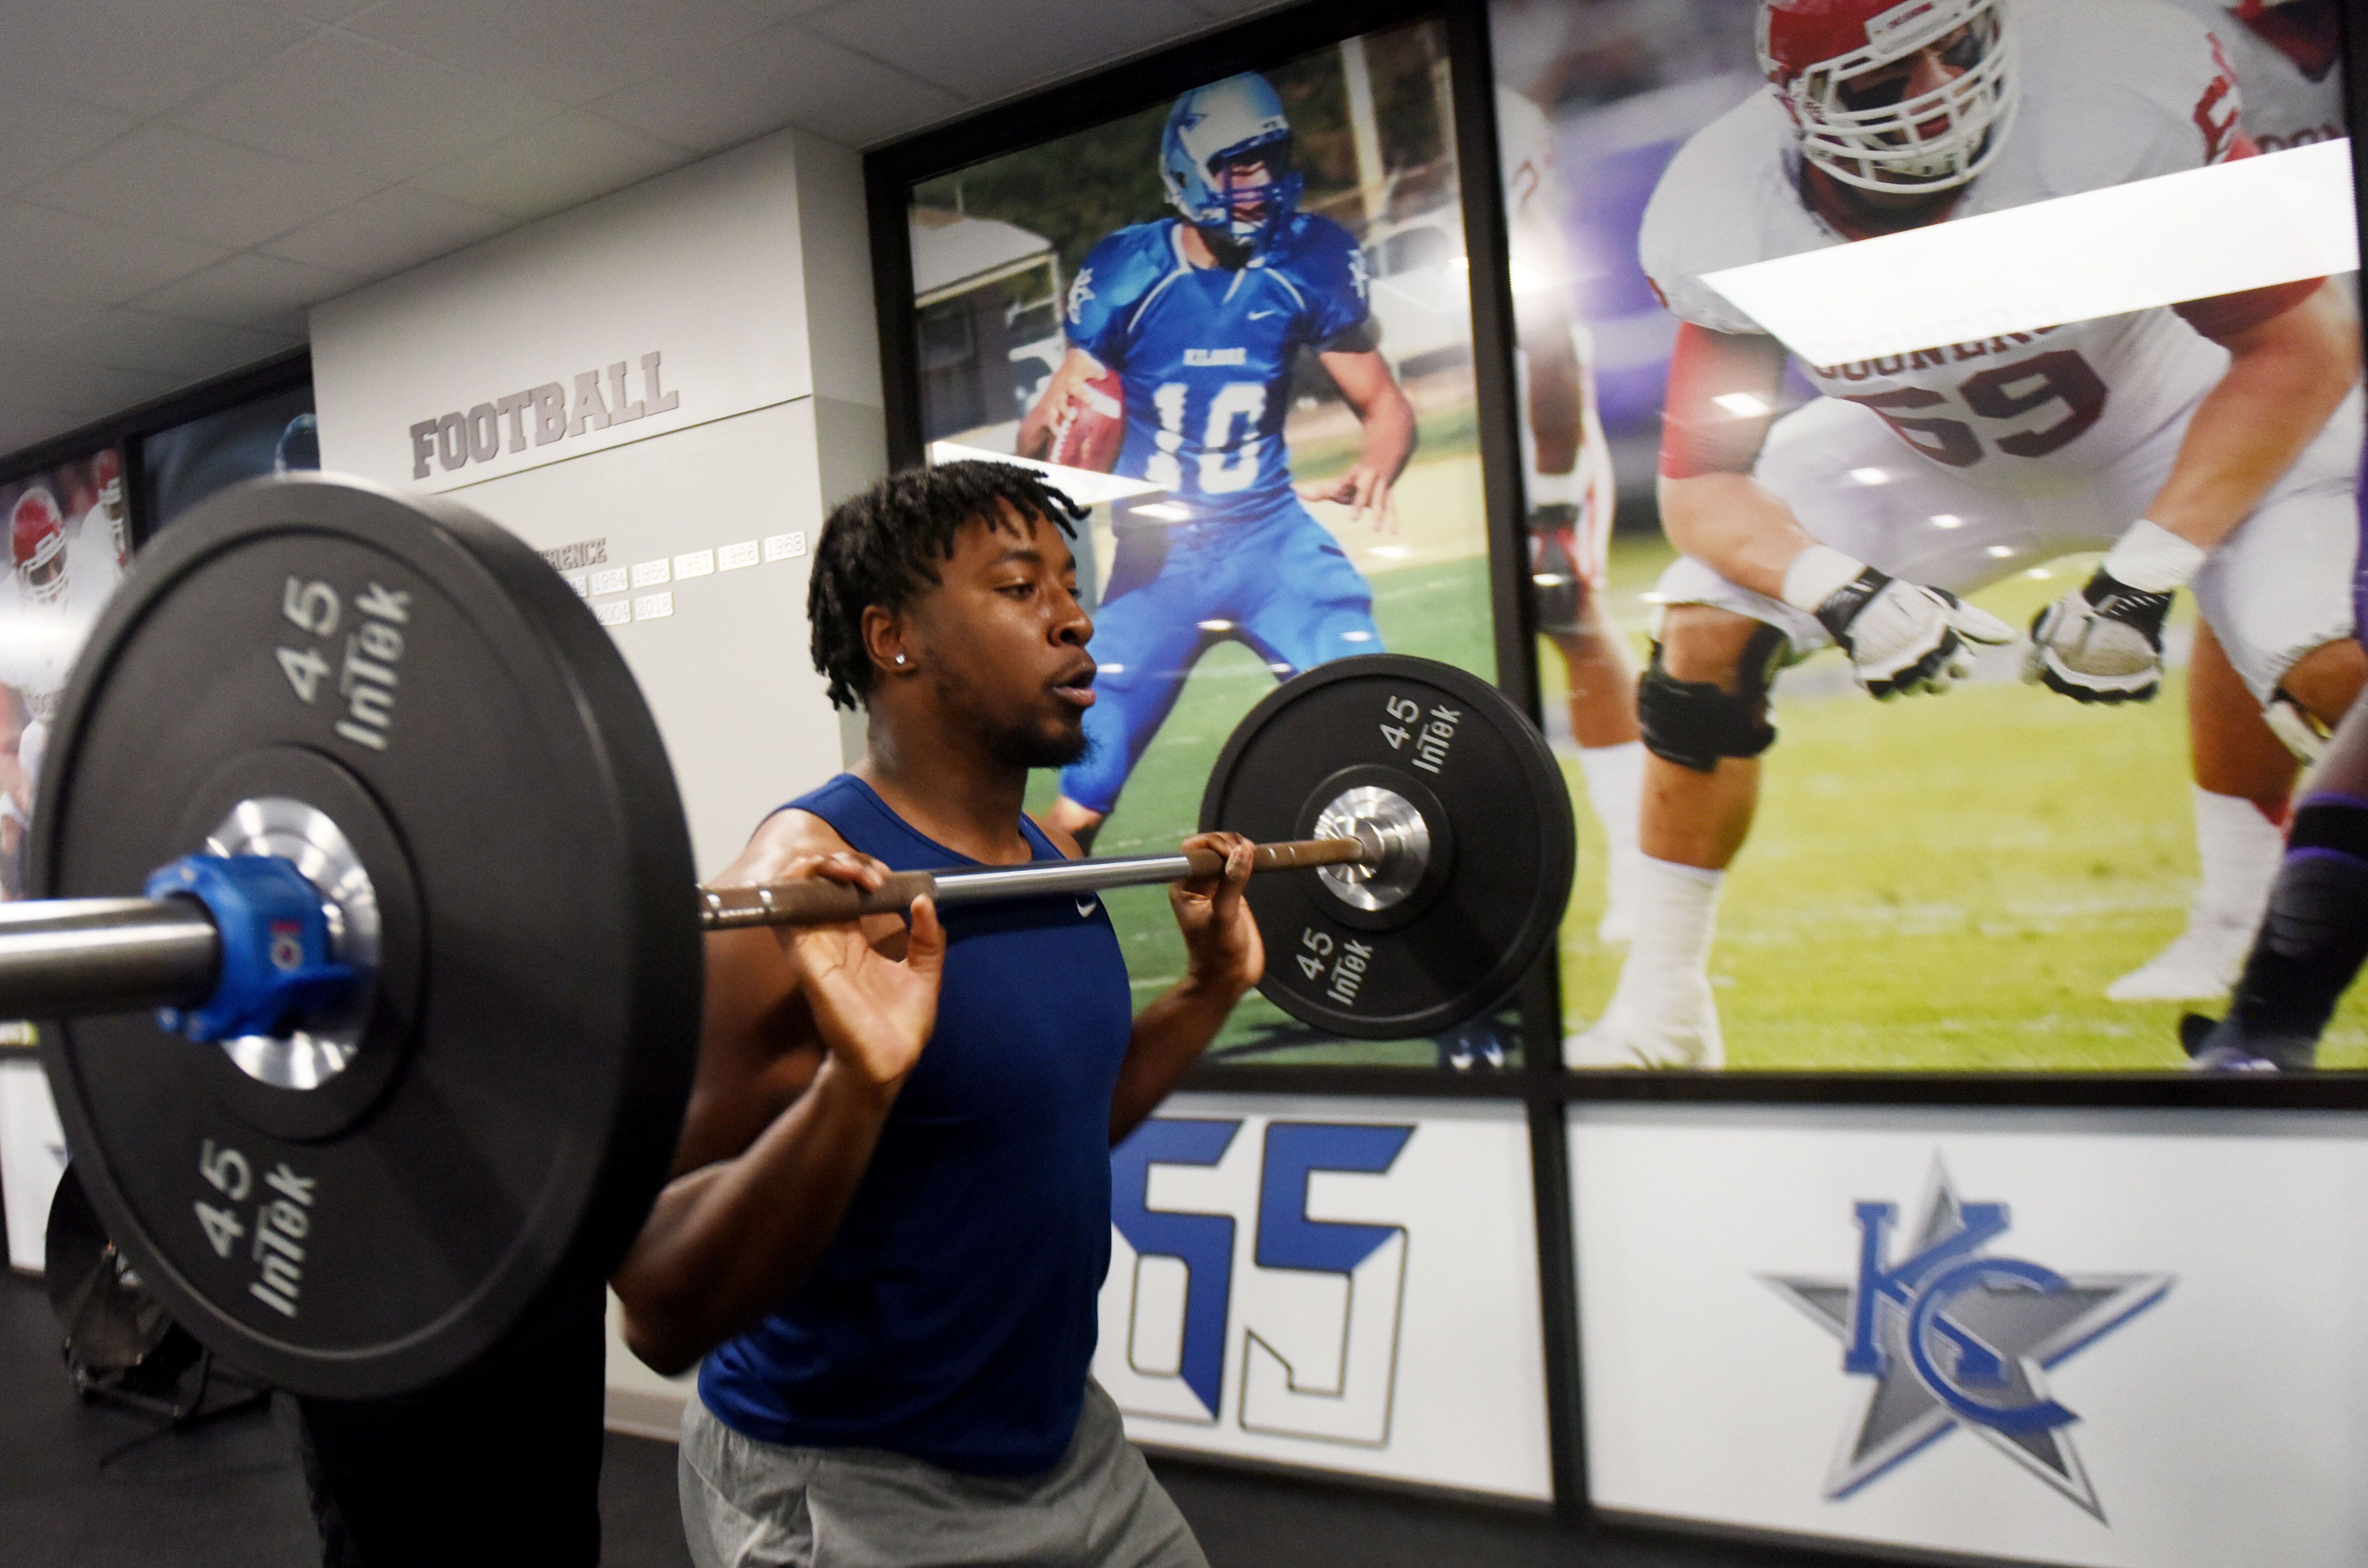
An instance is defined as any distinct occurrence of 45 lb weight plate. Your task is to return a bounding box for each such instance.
[33,477,700,1398]
[1200,656,1575,1041]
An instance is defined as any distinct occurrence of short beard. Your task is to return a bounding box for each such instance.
[986,715,1090,771]
[932,665,1091,769]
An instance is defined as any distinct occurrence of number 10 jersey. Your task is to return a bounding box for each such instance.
[1063,213,1373,527]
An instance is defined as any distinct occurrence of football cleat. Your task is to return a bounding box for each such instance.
[2024,567,2172,703]
[1563,981,1725,1070]
[2179,1011,2316,1074]
[2106,915,2253,1002]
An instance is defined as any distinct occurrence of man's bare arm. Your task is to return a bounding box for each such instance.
[1300,349,1417,528]
[613,815,938,1375]
[2150,279,2360,552]
[1654,323,1798,598]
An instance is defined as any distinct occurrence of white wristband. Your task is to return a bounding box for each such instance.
[2101,519,2205,594]
[1527,468,1583,509]
[1780,544,1869,614]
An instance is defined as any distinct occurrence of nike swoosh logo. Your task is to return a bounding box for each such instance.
[1248,309,1284,320]
[1076,896,1098,917]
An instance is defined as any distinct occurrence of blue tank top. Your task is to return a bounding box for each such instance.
[697,774,1135,1474]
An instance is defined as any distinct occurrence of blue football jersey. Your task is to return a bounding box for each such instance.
[1064,214,1371,524]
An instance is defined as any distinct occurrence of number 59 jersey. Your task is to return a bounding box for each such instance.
[1064,213,1372,525]
[1641,0,2265,490]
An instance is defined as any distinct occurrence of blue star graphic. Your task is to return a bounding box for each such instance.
[1764,1161,2172,1521]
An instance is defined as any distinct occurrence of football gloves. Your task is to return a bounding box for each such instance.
[2023,568,2174,704]
[1784,548,2013,699]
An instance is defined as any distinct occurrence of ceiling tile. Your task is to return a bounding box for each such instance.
[0,201,228,304]
[260,184,514,276]
[729,0,842,16]
[131,252,361,335]
[0,353,187,417]
[35,307,300,379]
[266,0,381,21]
[0,295,105,354]
[30,308,300,385]
[0,400,90,454]
[410,110,690,220]
[586,22,961,153]
[0,88,141,199]
[0,0,317,119]
[170,30,564,183]
[18,124,378,251]
[344,0,774,107]
[802,0,1207,100]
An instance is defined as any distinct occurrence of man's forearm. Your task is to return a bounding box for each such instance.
[615,1057,895,1374]
[1659,472,1817,601]
[1109,974,1249,1143]
[1358,383,1417,481]
[2148,299,2360,551]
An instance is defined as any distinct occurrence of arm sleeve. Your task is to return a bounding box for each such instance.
[1657,322,1790,480]
[1064,234,1136,366]
[1308,226,1374,346]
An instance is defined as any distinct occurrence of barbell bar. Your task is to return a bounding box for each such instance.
[0,829,1405,1029]
[26,475,1574,1400]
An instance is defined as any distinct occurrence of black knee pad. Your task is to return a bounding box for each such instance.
[1637,625,1784,773]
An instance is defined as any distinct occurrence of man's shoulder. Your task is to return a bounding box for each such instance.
[1640,92,1801,333]
[1268,212,1369,314]
[2014,0,2235,190]
[1067,222,1179,337]
[747,803,854,859]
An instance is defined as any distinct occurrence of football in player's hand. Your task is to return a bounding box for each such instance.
[1046,370,1124,473]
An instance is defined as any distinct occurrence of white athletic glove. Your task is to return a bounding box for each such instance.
[2023,519,2203,705]
[1782,545,2014,700]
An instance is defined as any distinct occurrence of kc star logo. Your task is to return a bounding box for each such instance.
[1764,1162,2172,1520]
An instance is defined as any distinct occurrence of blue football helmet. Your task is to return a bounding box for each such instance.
[1160,73,1302,252]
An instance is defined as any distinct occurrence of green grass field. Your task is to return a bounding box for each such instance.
[1547,533,2368,1073]
[1033,426,2367,1075]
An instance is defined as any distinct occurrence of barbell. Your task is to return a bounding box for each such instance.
[22,476,1574,1401]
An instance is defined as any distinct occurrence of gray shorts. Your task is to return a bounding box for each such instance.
[678,1381,1209,1568]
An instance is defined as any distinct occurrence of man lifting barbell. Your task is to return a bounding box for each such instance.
[615,462,1256,1567]
[1,462,1571,1564]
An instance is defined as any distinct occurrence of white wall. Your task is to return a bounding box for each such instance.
[310,122,887,1429]
[311,124,880,875]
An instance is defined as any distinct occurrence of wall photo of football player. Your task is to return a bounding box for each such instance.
[906,20,1505,1066]
[1016,71,1415,851]
[0,452,133,901]
[1491,0,2367,1072]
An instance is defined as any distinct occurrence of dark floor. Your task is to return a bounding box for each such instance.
[0,1271,1847,1567]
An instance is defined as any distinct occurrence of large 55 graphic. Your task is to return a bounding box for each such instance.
[1097,1117,1416,1446]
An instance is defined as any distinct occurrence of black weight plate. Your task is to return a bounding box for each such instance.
[32,475,700,1399]
[1200,655,1574,1041]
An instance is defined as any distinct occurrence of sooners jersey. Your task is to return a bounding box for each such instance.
[2163,0,2346,150]
[1641,0,2252,490]
[1064,213,1370,525]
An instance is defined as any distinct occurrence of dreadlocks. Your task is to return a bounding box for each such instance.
[808,460,1088,711]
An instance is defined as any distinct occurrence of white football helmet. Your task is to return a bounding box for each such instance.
[1758,0,2018,194]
